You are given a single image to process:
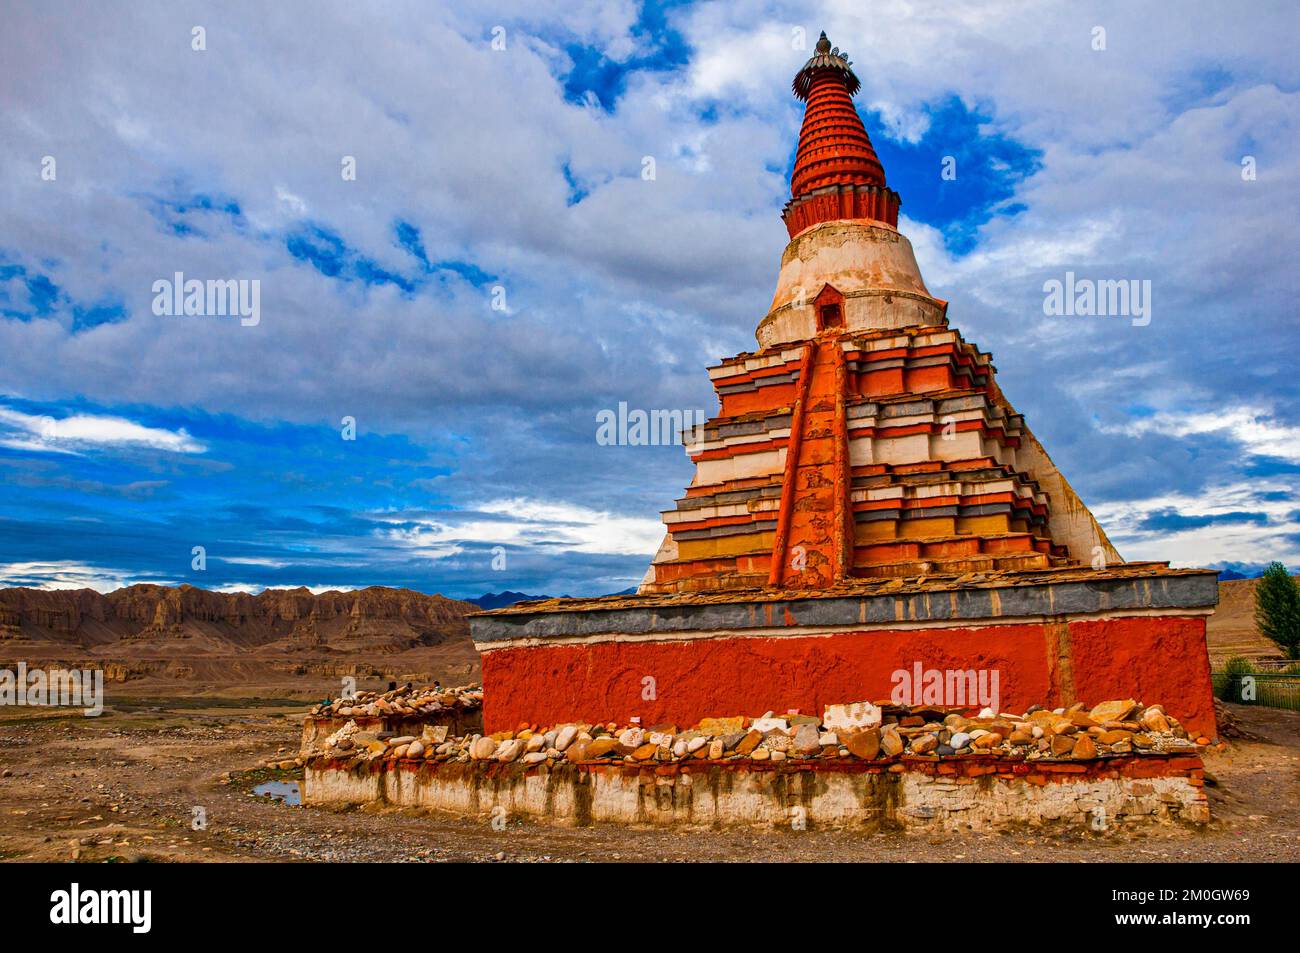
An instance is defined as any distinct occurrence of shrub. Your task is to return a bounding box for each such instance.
[1217,656,1256,703]
[1255,562,1300,660]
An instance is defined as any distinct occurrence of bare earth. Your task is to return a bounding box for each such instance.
[1,699,1298,863]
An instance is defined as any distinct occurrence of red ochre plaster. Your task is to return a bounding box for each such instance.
[480,616,1215,739]
[1068,615,1215,741]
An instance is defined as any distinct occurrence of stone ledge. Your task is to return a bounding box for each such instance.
[470,566,1219,644]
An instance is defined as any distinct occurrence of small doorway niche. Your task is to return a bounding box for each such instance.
[814,284,845,332]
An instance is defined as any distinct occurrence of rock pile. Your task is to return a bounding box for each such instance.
[312,697,1209,768]
[311,683,482,720]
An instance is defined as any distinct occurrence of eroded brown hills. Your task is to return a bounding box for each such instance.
[0,584,479,691]
[1206,576,1299,663]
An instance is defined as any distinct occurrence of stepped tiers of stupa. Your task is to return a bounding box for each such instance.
[469,33,1219,744]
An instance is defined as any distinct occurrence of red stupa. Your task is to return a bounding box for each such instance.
[470,33,1219,741]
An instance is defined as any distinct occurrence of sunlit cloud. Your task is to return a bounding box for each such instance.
[0,406,206,455]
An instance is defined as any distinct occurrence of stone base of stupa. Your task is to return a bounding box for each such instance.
[302,751,1209,832]
[468,563,1219,739]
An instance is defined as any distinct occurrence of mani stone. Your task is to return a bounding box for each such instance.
[496,739,524,762]
[793,723,821,755]
[1050,735,1075,757]
[912,734,939,754]
[845,728,880,760]
[697,716,745,735]
[822,701,882,733]
[1071,735,1098,759]
[585,737,620,759]
[881,727,905,757]
[1089,699,1139,723]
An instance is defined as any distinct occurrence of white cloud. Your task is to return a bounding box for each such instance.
[213,582,359,595]
[1094,480,1300,569]
[379,497,664,560]
[1099,407,1300,464]
[0,406,206,455]
[0,561,169,592]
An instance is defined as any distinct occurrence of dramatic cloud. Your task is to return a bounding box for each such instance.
[1,0,1297,594]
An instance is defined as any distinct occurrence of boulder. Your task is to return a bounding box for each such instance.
[845,728,880,760]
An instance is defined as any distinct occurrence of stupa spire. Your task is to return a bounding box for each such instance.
[783,31,900,236]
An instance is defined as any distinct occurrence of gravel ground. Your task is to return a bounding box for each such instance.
[2,700,1298,863]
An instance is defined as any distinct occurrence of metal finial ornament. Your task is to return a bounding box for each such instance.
[792,31,861,100]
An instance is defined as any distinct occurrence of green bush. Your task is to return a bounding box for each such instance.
[1217,656,1256,703]
[1255,562,1300,660]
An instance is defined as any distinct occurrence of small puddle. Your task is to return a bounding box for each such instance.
[253,780,301,806]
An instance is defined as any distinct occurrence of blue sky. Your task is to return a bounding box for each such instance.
[1,1,1298,596]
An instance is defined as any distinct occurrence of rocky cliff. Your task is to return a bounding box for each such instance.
[0,585,478,685]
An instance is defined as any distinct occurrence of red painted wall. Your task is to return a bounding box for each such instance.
[480,616,1216,739]
[1068,615,1215,740]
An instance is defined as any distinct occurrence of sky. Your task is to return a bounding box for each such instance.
[1,0,1298,597]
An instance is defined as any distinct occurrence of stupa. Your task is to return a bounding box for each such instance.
[471,34,1218,738]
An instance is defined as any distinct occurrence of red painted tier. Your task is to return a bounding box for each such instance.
[479,614,1216,740]
[784,32,899,235]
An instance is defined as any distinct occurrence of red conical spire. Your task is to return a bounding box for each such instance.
[783,32,900,237]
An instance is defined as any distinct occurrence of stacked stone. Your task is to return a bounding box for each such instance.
[311,698,1211,769]
[311,683,482,720]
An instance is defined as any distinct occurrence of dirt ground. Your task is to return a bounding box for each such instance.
[1,699,1298,863]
